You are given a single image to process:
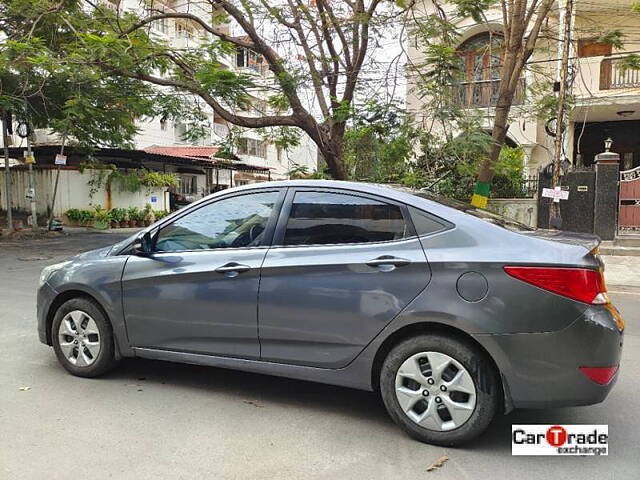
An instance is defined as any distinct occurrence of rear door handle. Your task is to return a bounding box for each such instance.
[215,263,251,277]
[365,256,411,268]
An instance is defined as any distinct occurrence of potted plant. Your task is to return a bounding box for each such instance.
[120,210,130,228]
[142,203,154,227]
[154,210,169,221]
[93,205,110,230]
[127,207,139,227]
[109,208,126,228]
[65,208,82,226]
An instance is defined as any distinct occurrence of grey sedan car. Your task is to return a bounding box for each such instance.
[37,180,624,445]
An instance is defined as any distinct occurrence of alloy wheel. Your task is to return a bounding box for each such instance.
[394,351,477,431]
[57,310,101,367]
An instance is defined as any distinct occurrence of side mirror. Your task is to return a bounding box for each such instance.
[132,231,153,256]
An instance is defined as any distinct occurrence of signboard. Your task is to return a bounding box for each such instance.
[150,196,157,203]
[542,187,569,203]
[23,151,35,164]
[577,185,589,192]
[54,154,67,166]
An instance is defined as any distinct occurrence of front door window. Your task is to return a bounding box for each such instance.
[155,191,279,252]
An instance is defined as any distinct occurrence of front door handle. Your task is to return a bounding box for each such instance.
[215,262,251,277]
[365,256,411,268]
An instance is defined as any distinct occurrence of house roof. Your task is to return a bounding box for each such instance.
[6,144,271,173]
[144,145,220,159]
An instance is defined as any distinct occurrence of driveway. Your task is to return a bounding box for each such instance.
[1,231,638,479]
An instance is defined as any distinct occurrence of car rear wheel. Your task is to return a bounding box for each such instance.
[380,334,499,446]
[51,297,118,377]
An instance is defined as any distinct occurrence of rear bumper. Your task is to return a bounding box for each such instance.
[474,305,623,409]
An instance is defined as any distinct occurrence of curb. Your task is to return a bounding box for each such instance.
[607,285,640,295]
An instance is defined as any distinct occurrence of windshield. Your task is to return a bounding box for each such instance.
[389,185,535,232]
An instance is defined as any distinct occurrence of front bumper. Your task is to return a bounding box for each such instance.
[37,281,58,346]
[474,304,624,409]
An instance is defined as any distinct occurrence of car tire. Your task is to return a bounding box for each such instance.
[51,297,118,378]
[380,334,499,446]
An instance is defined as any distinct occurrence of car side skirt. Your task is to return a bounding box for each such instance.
[132,347,375,391]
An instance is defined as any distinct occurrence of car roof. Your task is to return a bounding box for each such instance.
[218,179,429,207]
[217,180,481,223]
[224,180,534,232]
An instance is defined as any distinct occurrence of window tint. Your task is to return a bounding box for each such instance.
[283,191,409,246]
[155,191,278,252]
[408,206,447,236]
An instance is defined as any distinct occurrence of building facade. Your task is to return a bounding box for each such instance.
[406,0,640,177]
[114,0,318,185]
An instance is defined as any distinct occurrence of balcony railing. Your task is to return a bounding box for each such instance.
[451,78,525,108]
[600,57,640,90]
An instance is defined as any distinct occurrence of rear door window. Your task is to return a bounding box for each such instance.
[283,191,410,246]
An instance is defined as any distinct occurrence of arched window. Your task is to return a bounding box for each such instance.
[456,33,505,107]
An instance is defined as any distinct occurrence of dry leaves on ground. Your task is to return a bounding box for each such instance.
[426,455,449,472]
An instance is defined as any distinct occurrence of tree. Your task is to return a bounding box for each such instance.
[0,0,177,147]
[26,0,405,179]
[410,0,554,207]
[343,100,417,182]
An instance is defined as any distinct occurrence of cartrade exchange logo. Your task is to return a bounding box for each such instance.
[512,425,608,456]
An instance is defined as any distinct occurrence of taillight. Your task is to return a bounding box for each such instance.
[579,366,618,385]
[504,266,609,305]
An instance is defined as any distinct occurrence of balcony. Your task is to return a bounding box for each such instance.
[451,78,525,108]
[600,57,640,90]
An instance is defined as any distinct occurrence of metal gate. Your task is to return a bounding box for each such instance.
[619,166,640,234]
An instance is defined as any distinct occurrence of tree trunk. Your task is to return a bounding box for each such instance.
[477,93,514,183]
[471,42,522,208]
[314,123,348,180]
[323,143,348,180]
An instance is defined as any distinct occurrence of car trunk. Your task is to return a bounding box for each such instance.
[520,229,601,252]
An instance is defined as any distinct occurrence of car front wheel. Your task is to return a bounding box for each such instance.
[380,334,499,446]
[51,297,118,377]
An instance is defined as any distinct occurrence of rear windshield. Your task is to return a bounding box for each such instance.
[390,186,535,232]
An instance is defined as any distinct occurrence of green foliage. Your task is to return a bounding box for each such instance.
[79,161,178,196]
[154,210,170,220]
[618,54,640,74]
[0,0,163,147]
[79,161,117,198]
[142,203,154,222]
[127,207,140,222]
[452,0,499,23]
[65,208,94,224]
[109,208,127,223]
[93,205,110,223]
[419,142,527,201]
[258,126,301,152]
[597,30,625,49]
[195,66,255,108]
[342,101,418,183]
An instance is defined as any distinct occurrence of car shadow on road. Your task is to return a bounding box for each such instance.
[92,357,590,451]
[107,357,393,428]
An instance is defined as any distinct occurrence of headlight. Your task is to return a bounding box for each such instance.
[39,261,71,286]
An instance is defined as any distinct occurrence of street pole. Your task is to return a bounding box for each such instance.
[26,130,37,228]
[47,133,67,231]
[2,115,13,231]
[550,0,574,229]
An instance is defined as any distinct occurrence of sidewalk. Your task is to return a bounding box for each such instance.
[603,256,640,291]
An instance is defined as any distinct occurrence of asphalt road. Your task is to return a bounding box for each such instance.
[1,232,638,480]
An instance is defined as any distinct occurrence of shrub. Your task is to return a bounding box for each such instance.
[65,208,94,225]
[109,208,127,223]
[127,206,140,222]
[142,203,154,222]
[154,210,169,220]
